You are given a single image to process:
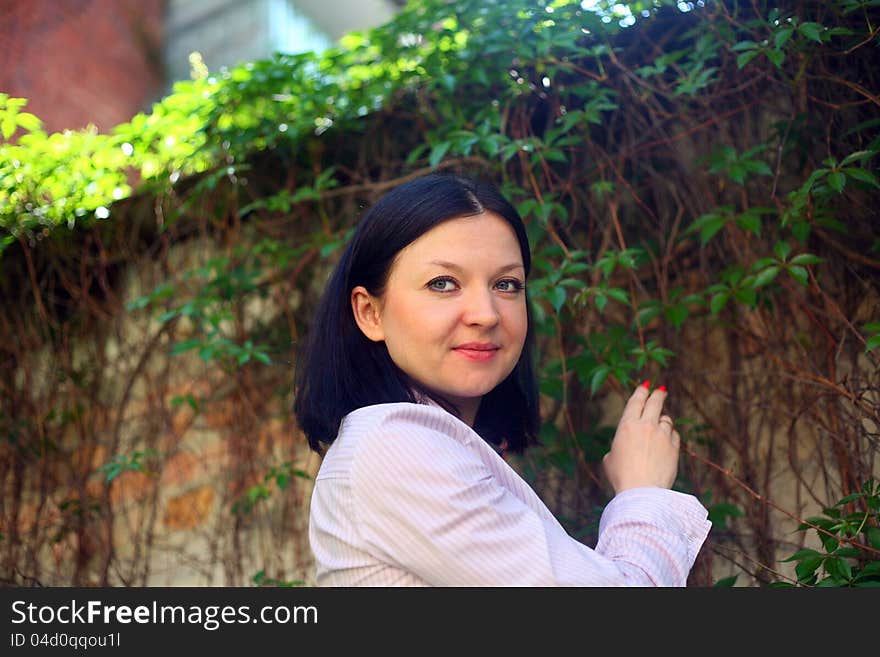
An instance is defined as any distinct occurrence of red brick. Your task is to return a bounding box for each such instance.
[0,0,165,134]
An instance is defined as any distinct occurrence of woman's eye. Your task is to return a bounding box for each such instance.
[427,277,457,292]
[495,278,524,292]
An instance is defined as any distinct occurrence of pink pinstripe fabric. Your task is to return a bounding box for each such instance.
[308,402,711,586]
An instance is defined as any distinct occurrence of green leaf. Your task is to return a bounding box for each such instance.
[1,118,16,139]
[736,50,759,69]
[635,304,662,326]
[827,171,846,193]
[743,160,773,177]
[126,296,151,312]
[170,338,202,355]
[843,167,880,188]
[589,365,611,397]
[438,73,456,93]
[15,111,42,133]
[788,265,808,286]
[171,395,199,412]
[753,266,780,288]
[865,334,880,353]
[780,548,821,563]
[728,164,746,184]
[766,48,784,68]
[798,22,824,43]
[820,533,839,552]
[856,561,880,579]
[799,516,835,532]
[543,149,568,163]
[795,555,823,581]
[404,143,427,165]
[710,291,730,315]
[539,374,563,401]
[731,40,757,52]
[836,491,868,505]
[664,305,689,329]
[791,221,811,243]
[774,241,792,261]
[714,575,738,587]
[549,286,567,313]
[815,576,841,587]
[789,254,823,265]
[733,287,757,307]
[824,557,852,581]
[428,141,451,168]
[834,547,860,559]
[840,150,875,166]
[563,263,590,275]
[867,527,880,549]
[774,27,794,49]
[736,213,762,236]
[559,278,584,289]
[691,213,727,245]
[606,288,630,306]
[708,502,744,527]
[590,180,614,196]
[801,167,830,195]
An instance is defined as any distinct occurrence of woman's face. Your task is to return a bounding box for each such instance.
[351,211,528,425]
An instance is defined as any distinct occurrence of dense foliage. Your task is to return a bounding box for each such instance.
[1,0,878,586]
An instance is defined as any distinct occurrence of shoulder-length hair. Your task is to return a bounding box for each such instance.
[293,172,540,454]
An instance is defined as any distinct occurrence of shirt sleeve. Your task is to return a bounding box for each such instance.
[349,409,711,586]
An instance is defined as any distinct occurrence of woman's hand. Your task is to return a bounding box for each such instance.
[602,382,680,495]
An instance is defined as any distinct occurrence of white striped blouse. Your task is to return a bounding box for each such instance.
[308,402,711,586]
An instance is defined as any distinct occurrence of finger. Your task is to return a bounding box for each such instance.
[641,385,668,423]
[659,414,674,435]
[671,429,681,447]
[621,381,651,421]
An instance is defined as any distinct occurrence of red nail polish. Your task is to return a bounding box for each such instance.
[658,385,667,392]
[641,380,651,389]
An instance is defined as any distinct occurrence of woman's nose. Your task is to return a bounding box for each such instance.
[462,287,500,326]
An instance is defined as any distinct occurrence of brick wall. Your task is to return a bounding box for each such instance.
[0,0,165,134]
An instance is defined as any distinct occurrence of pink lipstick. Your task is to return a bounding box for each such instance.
[453,342,500,361]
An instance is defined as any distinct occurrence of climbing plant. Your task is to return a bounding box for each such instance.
[1,0,878,586]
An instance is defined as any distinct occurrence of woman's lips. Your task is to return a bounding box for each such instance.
[453,343,500,361]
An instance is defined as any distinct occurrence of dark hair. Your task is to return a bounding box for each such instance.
[293,173,540,454]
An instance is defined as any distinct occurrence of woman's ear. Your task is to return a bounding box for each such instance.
[351,286,385,342]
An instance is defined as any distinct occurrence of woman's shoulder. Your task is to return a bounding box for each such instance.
[340,402,474,446]
[317,402,478,478]
[345,401,462,426]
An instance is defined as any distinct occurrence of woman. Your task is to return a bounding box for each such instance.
[295,173,711,586]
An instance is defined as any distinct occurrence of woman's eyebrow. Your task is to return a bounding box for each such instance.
[428,260,525,275]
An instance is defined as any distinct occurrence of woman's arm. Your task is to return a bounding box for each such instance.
[349,403,710,586]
